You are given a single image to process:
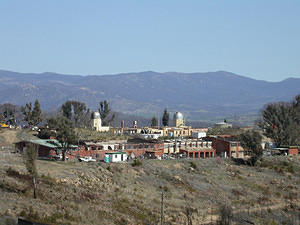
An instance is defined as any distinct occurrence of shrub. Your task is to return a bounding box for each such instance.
[189,161,197,169]
[40,173,56,186]
[216,157,222,165]
[6,167,31,181]
[131,159,142,167]
[275,192,281,197]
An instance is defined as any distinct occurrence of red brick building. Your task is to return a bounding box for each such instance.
[179,139,215,158]
[124,138,164,158]
[208,136,245,158]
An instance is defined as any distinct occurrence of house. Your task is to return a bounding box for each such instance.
[104,152,128,163]
[271,147,299,156]
[15,139,77,160]
[191,131,207,139]
[214,122,232,129]
[179,139,215,159]
[208,136,244,158]
[123,138,164,158]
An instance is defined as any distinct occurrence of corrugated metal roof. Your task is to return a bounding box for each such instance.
[18,139,77,149]
[29,139,62,148]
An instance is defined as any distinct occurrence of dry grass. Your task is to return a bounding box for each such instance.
[0,130,299,224]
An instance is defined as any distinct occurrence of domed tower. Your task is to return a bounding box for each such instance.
[91,111,102,131]
[173,112,184,127]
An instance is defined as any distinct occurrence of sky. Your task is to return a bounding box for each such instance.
[0,0,299,81]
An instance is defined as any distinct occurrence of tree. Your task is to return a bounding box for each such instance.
[21,102,33,126]
[240,130,263,166]
[61,101,90,128]
[24,144,38,199]
[99,100,115,126]
[32,100,42,126]
[151,116,158,127]
[61,101,72,120]
[162,109,169,127]
[47,116,77,161]
[257,95,300,147]
[21,100,43,126]
[0,103,17,126]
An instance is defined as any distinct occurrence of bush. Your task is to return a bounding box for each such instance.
[189,161,197,169]
[6,167,31,181]
[40,173,56,186]
[131,159,142,167]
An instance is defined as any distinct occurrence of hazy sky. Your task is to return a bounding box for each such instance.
[0,1,299,81]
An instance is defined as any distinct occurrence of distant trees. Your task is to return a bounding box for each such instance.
[0,103,17,126]
[21,100,42,126]
[61,100,90,128]
[257,95,300,147]
[24,144,38,199]
[151,116,158,127]
[99,100,115,126]
[240,130,263,166]
[162,109,169,127]
[47,116,77,161]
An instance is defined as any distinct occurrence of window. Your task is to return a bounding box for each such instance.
[115,155,118,158]
[91,146,96,150]
[200,152,204,158]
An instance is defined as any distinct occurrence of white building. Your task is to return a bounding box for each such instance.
[91,112,110,132]
[192,131,207,139]
[104,152,128,163]
[138,133,162,140]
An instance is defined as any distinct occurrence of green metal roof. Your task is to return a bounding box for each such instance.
[21,139,77,149]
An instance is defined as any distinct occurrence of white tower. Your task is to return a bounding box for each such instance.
[91,112,102,131]
[173,112,184,127]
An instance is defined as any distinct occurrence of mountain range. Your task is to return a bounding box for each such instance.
[0,69,299,123]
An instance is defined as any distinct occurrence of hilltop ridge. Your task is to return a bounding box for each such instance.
[0,69,299,121]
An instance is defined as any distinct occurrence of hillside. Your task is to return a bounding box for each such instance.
[0,69,300,121]
[0,148,299,225]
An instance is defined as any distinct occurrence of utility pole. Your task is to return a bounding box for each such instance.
[161,190,164,225]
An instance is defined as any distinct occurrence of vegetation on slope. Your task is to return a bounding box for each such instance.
[0,149,299,225]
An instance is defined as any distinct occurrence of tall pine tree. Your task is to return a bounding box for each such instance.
[99,100,115,126]
[32,100,42,126]
[162,109,169,127]
[21,100,42,126]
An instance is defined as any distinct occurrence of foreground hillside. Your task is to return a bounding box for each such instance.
[1,69,300,120]
[0,148,299,225]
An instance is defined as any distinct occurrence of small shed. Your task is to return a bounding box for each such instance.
[272,147,299,156]
[104,152,128,163]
